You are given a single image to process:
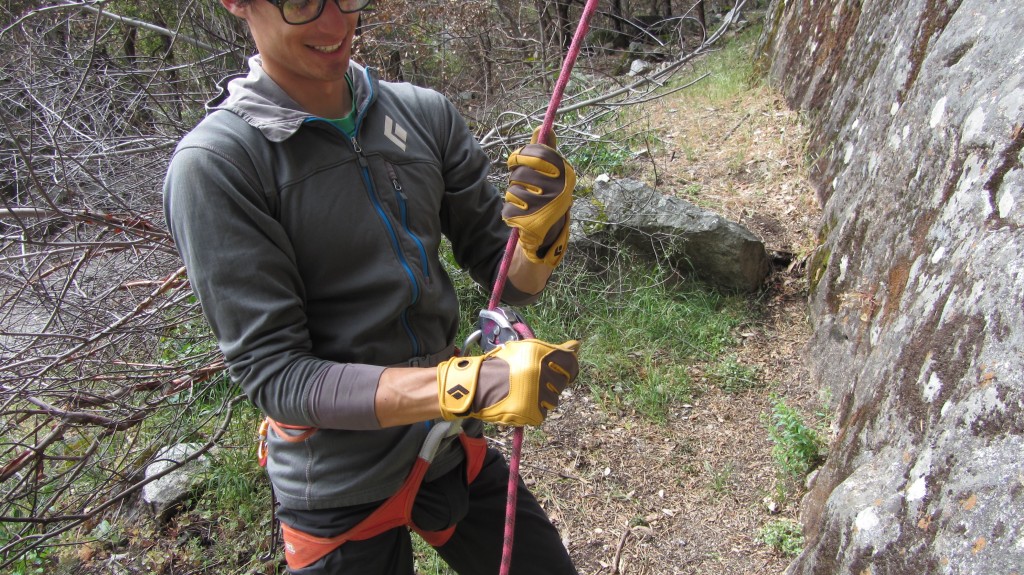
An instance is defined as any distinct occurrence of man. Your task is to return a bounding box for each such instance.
[163,0,580,573]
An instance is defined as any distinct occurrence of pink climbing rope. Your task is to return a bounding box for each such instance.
[491,1,601,573]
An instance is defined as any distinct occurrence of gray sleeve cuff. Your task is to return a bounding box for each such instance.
[500,280,542,306]
[306,363,387,430]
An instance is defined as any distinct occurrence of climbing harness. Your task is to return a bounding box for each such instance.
[256,417,488,570]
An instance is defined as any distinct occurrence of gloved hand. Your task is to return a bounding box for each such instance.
[437,339,581,426]
[502,129,576,268]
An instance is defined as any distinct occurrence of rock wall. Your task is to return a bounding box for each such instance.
[758,1,1023,573]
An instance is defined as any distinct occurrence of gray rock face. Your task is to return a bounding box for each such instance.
[760,1,1023,573]
[574,178,770,292]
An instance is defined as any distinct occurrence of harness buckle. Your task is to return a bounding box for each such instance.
[462,307,530,353]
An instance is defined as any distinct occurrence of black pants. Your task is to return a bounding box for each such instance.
[278,447,578,575]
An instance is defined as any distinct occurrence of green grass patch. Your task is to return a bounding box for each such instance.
[412,535,457,575]
[758,518,805,557]
[707,354,760,394]
[521,261,748,422]
[445,246,751,424]
[675,23,764,102]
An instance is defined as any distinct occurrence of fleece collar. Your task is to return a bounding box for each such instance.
[207,55,377,142]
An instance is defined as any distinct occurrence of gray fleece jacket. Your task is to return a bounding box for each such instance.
[164,57,527,509]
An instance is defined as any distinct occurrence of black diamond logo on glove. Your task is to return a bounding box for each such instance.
[447,384,470,400]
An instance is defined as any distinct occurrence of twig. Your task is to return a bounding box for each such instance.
[612,526,632,574]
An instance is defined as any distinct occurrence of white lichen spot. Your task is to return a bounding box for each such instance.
[997,87,1024,119]
[998,189,1015,218]
[855,507,880,531]
[844,142,854,164]
[903,125,911,140]
[891,102,900,116]
[930,246,946,264]
[930,96,947,128]
[907,476,927,501]
[924,372,943,402]
[838,255,850,283]
[964,107,986,141]
[852,118,860,130]
[889,132,902,150]
[810,40,818,55]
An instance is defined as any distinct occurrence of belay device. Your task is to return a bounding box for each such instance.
[462,307,531,353]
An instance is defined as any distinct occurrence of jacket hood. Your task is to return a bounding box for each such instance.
[207,56,376,142]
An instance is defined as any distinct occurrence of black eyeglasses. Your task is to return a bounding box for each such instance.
[266,0,371,25]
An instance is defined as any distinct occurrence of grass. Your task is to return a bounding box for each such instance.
[705,461,735,495]
[511,261,748,423]
[675,24,765,103]
[446,248,753,423]
[413,535,457,575]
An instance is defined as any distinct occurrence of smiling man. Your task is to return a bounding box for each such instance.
[163,0,580,574]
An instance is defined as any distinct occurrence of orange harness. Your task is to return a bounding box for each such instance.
[258,418,487,571]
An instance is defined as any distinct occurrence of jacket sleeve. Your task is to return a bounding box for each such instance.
[163,135,384,429]
[433,96,540,305]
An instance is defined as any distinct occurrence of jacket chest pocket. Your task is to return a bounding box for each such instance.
[374,160,445,246]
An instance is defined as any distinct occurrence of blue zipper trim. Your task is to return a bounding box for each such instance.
[307,106,423,356]
[356,165,422,356]
[388,170,431,282]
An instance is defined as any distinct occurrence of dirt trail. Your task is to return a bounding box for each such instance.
[500,61,823,575]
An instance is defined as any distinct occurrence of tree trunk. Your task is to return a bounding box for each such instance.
[555,0,572,53]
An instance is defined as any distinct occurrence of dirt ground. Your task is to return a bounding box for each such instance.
[489,74,824,575]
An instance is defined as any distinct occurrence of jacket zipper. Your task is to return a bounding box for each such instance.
[384,163,430,283]
[348,134,422,356]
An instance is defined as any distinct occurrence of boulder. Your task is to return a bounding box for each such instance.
[573,177,770,292]
[141,443,210,522]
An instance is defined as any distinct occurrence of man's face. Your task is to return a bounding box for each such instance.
[224,1,359,97]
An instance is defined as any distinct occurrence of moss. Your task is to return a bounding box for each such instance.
[808,245,831,295]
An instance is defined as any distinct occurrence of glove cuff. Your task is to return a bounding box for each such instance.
[437,355,484,420]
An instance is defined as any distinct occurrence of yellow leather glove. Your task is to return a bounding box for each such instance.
[437,339,581,426]
[502,129,576,268]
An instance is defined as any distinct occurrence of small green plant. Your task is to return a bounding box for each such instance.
[767,399,824,480]
[8,549,48,575]
[708,354,759,394]
[758,518,805,557]
[705,461,734,495]
[681,183,702,198]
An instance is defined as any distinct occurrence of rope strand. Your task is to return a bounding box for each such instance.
[491,2,601,573]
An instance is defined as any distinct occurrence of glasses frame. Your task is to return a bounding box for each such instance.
[266,0,372,26]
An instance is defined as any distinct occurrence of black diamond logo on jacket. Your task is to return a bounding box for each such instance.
[447,384,470,400]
